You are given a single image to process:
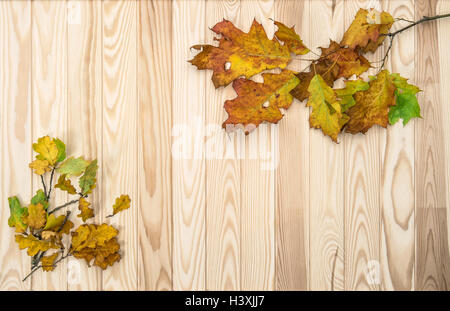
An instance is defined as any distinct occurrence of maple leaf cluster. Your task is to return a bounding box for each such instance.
[189,9,422,142]
[8,136,131,279]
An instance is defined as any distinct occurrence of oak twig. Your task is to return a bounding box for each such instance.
[23,252,72,282]
[48,198,80,215]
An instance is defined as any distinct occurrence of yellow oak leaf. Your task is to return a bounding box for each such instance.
[22,203,47,230]
[341,8,394,53]
[59,220,74,235]
[274,21,309,55]
[112,195,131,216]
[223,70,299,133]
[307,74,349,142]
[77,197,94,222]
[189,19,291,88]
[29,159,52,175]
[33,136,59,166]
[72,238,121,270]
[43,214,66,231]
[55,174,77,194]
[41,252,59,272]
[346,70,396,134]
[41,231,57,240]
[15,234,59,256]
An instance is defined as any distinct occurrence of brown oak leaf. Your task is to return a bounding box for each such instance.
[22,203,47,230]
[77,197,94,222]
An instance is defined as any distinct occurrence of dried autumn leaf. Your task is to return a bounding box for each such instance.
[307,74,349,142]
[112,195,131,216]
[33,136,59,166]
[223,70,299,133]
[72,237,121,270]
[341,8,394,53]
[29,159,51,175]
[57,157,90,177]
[22,203,47,230]
[31,189,49,210]
[41,252,59,272]
[335,79,370,112]
[15,234,59,256]
[55,174,77,195]
[79,159,98,196]
[8,196,27,233]
[346,70,396,134]
[41,230,58,240]
[274,21,309,55]
[78,197,94,222]
[189,19,291,88]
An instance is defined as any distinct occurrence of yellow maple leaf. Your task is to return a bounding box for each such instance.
[189,19,291,88]
[274,21,309,55]
[112,195,131,216]
[29,159,52,175]
[307,74,349,142]
[77,197,94,222]
[33,136,59,166]
[41,252,59,272]
[15,234,59,256]
[22,203,47,230]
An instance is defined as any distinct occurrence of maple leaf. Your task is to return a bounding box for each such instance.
[57,157,90,177]
[41,252,59,272]
[8,196,27,233]
[15,234,59,256]
[55,174,77,195]
[79,159,98,196]
[112,195,131,216]
[274,21,309,55]
[341,8,394,53]
[78,197,94,222]
[346,70,396,134]
[29,159,51,175]
[22,203,47,230]
[31,189,49,210]
[335,79,370,112]
[319,40,371,79]
[388,73,421,125]
[307,74,349,142]
[189,19,291,88]
[223,70,299,133]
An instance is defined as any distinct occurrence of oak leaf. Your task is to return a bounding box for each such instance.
[41,252,59,272]
[341,8,394,53]
[22,203,47,230]
[112,195,131,216]
[33,136,59,166]
[223,70,299,133]
[79,159,98,195]
[29,159,51,175]
[15,234,59,256]
[57,157,90,177]
[43,214,65,231]
[31,189,49,210]
[8,196,27,233]
[55,174,77,195]
[274,21,309,55]
[346,70,396,134]
[307,74,349,142]
[189,19,291,88]
[78,197,94,222]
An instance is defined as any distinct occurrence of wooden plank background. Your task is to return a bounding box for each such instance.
[0,0,449,291]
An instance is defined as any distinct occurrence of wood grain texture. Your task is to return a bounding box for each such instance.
[172,0,206,290]
[204,0,241,291]
[67,0,103,291]
[274,0,309,291]
[102,0,138,290]
[31,0,68,290]
[239,0,276,291]
[415,0,450,291]
[380,0,415,291]
[137,0,173,291]
[0,0,32,290]
[309,0,345,291]
[343,0,382,291]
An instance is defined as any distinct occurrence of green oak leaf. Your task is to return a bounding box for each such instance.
[79,159,98,195]
[31,189,49,210]
[8,196,28,233]
[57,157,90,177]
[54,138,66,163]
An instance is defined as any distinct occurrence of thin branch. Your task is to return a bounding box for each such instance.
[23,252,71,282]
[47,168,56,200]
[40,175,47,199]
[48,198,80,215]
[57,211,71,233]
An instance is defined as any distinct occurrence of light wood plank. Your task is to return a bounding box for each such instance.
[102,0,138,290]
[67,0,103,290]
[309,0,345,291]
[415,0,450,290]
[239,0,275,291]
[380,0,415,291]
[204,0,241,291]
[0,0,32,290]
[31,0,68,290]
[172,0,206,290]
[274,0,309,291]
[343,0,382,291]
[137,0,173,291]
